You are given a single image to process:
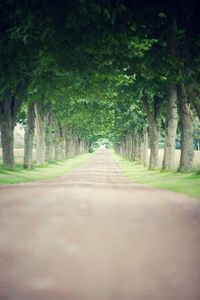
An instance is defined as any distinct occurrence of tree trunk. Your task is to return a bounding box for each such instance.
[0,90,16,168]
[130,130,136,160]
[65,136,70,158]
[149,121,160,169]
[138,134,144,164]
[45,113,55,161]
[178,82,194,172]
[35,103,46,166]
[118,143,122,156]
[127,133,132,160]
[123,135,127,158]
[122,138,126,158]
[135,133,140,161]
[46,139,55,161]
[55,142,63,160]
[54,122,64,160]
[79,140,85,154]
[143,127,149,167]
[66,130,76,158]
[75,137,80,156]
[162,84,178,170]
[142,96,161,169]
[0,81,29,168]
[68,139,74,158]
[23,103,35,169]
[1,120,15,169]
[85,142,89,153]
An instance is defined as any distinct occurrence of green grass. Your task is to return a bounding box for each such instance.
[0,153,92,185]
[112,152,200,199]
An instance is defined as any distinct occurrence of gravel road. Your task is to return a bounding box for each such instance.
[0,150,200,300]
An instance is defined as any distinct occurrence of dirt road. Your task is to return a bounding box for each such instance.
[0,150,200,300]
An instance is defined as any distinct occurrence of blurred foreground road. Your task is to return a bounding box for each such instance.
[0,150,200,300]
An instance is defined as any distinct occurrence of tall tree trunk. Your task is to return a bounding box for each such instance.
[23,103,35,169]
[130,130,136,160]
[138,134,144,164]
[178,82,194,172]
[127,133,132,160]
[45,138,55,161]
[149,121,160,169]
[45,113,55,161]
[167,16,194,171]
[35,103,46,166]
[75,137,80,156]
[79,140,84,154]
[122,138,126,158]
[65,136,70,159]
[142,96,161,169]
[143,127,149,167]
[1,119,15,168]
[0,81,29,168]
[0,90,17,168]
[66,130,76,158]
[54,122,64,160]
[68,139,74,158]
[123,135,127,158]
[85,142,90,153]
[72,135,78,157]
[119,140,122,157]
[134,133,140,161]
[162,84,178,170]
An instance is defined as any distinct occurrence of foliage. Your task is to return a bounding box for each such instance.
[1,0,200,168]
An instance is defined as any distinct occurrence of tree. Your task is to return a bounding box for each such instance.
[24,102,35,169]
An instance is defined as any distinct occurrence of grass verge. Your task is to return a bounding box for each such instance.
[0,153,92,185]
[112,152,200,199]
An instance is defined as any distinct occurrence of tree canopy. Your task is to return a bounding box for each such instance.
[0,0,200,170]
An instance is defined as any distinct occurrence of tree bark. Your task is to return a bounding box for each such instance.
[0,120,15,169]
[75,137,80,156]
[122,138,126,158]
[0,90,16,168]
[162,84,178,170]
[23,103,35,169]
[142,96,161,169]
[143,127,149,167]
[0,80,29,168]
[65,136,70,159]
[35,102,46,166]
[66,130,76,158]
[130,130,136,160]
[178,82,194,172]
[45,113,55,161]
[54,122,64,160]
[123,136,127,158]
[79,140,85,154]
[149,122,160,169]
[127,133,132,160]
[138,134,144,164]
[68,139,74,158]
[134,133,140,161]
[46,138,55,161]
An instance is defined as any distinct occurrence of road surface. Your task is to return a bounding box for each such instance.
[0,150,200,300]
